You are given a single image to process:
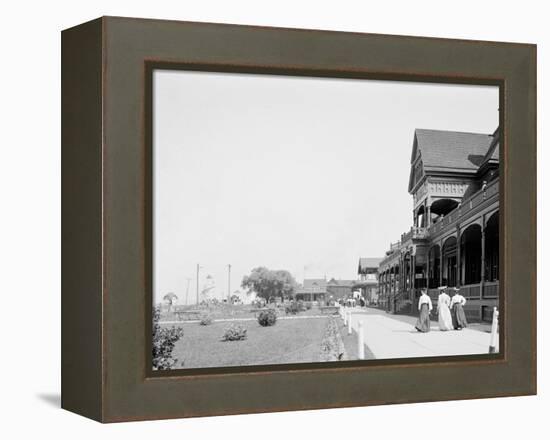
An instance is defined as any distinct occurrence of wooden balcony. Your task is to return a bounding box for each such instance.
[427,178,499,237]
[390,241,401,251]
[401,226,429,243]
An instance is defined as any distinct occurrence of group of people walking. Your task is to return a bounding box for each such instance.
[415,286,468,333]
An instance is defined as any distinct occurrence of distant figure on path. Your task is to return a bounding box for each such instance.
[415,289,432,332]
[450,288,468,330]
[437,286,453,331]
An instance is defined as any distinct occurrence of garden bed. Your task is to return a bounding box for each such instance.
[170,316,330,368]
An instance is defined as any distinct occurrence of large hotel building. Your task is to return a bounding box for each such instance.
[377,127,500,322]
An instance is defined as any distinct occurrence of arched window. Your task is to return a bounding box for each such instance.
[416,205,425,227]
[460,224,482,285]
[428,245,441,288]
[442,236,457,287]
[431,198,459,220]
[485,211,499,282]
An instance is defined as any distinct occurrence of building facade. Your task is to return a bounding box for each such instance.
[326,278,357,302]
[295,278,328,302]
[378,128,500,322]
[295,278,361,304]
[355,258,382,305]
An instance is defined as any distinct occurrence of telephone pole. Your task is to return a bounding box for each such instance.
[196,264,200,305]
[185,277,191,305]
[227,264,231,302]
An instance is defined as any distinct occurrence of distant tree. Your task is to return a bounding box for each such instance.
[241,267,297,301]
[163,292,178,305]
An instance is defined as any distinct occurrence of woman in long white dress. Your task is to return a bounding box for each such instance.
[437,287,453,331]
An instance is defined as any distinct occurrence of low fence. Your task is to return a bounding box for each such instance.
[460,282,499,300]
[460,284,481,299]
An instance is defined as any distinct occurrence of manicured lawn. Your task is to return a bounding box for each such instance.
[169,317,330,369]
[161,304,328,322]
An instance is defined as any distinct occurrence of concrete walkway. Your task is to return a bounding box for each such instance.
[344,308,498,359]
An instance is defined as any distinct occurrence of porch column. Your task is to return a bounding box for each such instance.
[480,217,486,298]
[439,240,443,286]
[456,226,461,288]
[426,204,431,226]
[399,255,405,292]
[422,198,428,228]
[411,255,416,293]
[426,250,430,290]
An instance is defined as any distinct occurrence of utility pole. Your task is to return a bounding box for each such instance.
[185,277,191,305]
[227,264,231,302]
[196,264,200,305]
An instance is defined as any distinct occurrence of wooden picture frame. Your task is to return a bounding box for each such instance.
[61,16,536,422]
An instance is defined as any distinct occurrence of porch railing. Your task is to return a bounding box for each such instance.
[459,282,499,300]
[460,284,481,299]
[401,226,429,243]
[483,281,499,299]
[427,178,499,236]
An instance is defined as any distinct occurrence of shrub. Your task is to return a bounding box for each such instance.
[152,307,184,370]
[305,301,313,310]
[258,309,277,326]
[285,302,298,315]
[222,324,247,341]
[252,299,265,309]
[285,300,304,315]
[199,313,213,326]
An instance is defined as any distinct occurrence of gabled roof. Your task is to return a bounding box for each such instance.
[358,257,383,272]
[327,279,355,287]
[303,278,327,289]
[479,127,500,169]
[408,128,496,193]
[413,129,494,172]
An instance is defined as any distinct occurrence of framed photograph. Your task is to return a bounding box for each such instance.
[62,16,536,422]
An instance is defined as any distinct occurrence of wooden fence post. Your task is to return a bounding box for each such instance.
[489,307,499,353]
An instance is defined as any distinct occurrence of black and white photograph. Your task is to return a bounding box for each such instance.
[151,70,501,370]
[1,0,543,435]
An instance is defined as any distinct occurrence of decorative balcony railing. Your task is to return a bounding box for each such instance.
[401,226,429,243]
[389,241,401,251]
[427,178,499,236]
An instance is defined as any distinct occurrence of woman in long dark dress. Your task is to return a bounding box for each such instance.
[450,288,468,330]
[415,289,432,332]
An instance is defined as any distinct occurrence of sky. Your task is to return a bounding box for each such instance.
[153,70,499,304]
